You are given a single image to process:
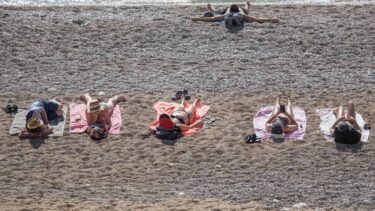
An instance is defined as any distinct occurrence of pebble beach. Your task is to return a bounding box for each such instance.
[0,3,374,210]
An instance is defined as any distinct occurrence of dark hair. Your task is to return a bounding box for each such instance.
[27,126,42,133]
[333,128,361,144]
[229,4,240,13]
[90,127,107,140]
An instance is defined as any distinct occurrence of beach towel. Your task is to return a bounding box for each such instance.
[149,101,210,136]
[9,106,68,137]
[316,108,370,142]
[69,103,122,134]
[253,106,306,140]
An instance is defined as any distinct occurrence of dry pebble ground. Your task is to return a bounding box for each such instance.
[0,4,374,210]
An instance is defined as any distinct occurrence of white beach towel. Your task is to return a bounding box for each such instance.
[9,106,68,137]
[316,108,370,142]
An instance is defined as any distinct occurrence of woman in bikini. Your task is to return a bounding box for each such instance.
[191,1,279,24]
[265,95,298,140]
[159,96,203,132]
[330,101,362,144]
[80,93,126,140]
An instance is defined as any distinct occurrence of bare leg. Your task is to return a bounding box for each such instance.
[346,101,355,119]
[244,15,279,23]
[286,96,294,118]
[245,1,251,11]
[185,98,201,122]
[207,4,217,13]
[272,96,281,116]
[107,95,126,106]
[80,93,93,104]
[333,105,345,119]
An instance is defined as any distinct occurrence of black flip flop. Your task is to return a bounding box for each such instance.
[183,90,191,101]
[244,134,261,144]
[171,91,183,101]
[2,105,12,114]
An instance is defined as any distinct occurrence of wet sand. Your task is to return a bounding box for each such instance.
[0,4,374,210]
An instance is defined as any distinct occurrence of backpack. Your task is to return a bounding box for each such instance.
[154,125,182,140]
[224,12,244,28]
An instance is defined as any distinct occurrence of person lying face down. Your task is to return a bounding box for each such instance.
[24,99,64,136]
[191,1,279,25]
[330,101,362,144]
[158,97,203,132]
[265,95,298,141]
[80,93,126,140]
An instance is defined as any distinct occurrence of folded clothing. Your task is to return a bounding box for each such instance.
[253,106,306,140]
[316,108,370,142]
[149,101,210,136]
[69,103,121,134]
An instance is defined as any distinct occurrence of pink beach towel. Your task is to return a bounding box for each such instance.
[149,101,210,136]
[69,103,122,134]
[253,106,306,140]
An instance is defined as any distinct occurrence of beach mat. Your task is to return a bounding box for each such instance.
[9,106,68,137]
[149,101,210,136]
[69,103,122,134]
[316,108,370,142]
[253,106,306,140]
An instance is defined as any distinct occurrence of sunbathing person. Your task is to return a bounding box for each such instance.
[159,96,203,132]
[265,95,298,140]
[191,1,279,25]
[330,101,362,144]
[80,93,126,140]
[24,99,64,135]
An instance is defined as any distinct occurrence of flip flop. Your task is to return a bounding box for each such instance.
[171,91,183,101]
[183,90,191,101]
[244,134,261,144]
[2,105,12,114]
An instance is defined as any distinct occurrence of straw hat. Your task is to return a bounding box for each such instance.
[87,100,101,113]
[26,117,43,130]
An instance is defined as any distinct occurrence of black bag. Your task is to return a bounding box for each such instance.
[154,125,182,140]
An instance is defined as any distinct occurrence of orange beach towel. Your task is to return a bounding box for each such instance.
[149,101,210,136]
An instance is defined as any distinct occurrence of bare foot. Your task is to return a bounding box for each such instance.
[80,93,89,102]
[116,95,127,103]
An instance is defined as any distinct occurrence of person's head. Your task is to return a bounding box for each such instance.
[333,122,361,144]
[26,116,43,133]
[90,126,107,140]
[229,4,240,13]
[271,120,284,141]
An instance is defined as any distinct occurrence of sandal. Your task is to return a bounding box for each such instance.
[244,134,261,144]
[171,91,183,101]
[183,90,191,101]
[2,104,18,114]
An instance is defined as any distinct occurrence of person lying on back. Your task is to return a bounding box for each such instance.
[191,1,279,26]
[80,93,126,140]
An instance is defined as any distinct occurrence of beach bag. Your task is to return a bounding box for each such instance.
[155,125,182,140]
[225,12,244,28]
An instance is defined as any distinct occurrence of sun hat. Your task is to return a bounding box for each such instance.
[87,100,100,113]
[159,114,174,130]
[27,116,43,130]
